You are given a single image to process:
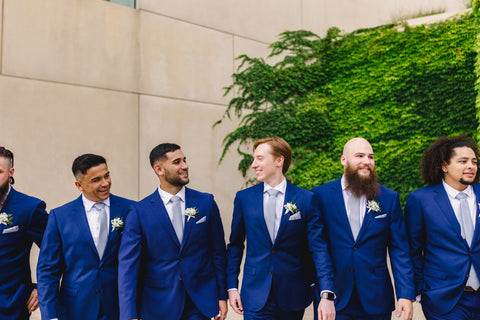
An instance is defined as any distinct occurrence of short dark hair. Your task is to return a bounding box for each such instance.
[72,154,107,179]
[0,147,14,168]
[149,143,181,167]
[421,135,479,185]
[253,137,292,174]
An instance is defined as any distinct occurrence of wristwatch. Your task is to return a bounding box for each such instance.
[321,292,335,301]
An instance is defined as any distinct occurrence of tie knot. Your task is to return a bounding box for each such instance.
[170,195,181,203]
[456,192,468,200]
[267,189,280,197]
[94,202,105,210]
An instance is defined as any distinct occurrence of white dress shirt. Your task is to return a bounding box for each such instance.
[443,180,476,227]
[263,178,287,238]
[158,186,186,228]
[82,194,110,249]
[341,175,367,223]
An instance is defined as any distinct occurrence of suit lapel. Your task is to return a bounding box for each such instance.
[182,188,196,250]
[0,188,17,233]
[331,179,356,241]
[250,183,272,245]
[149,190,181,248]
[471,184,480,246]
[434,185,466,246]
[73,196,100,258]
[101,196,120,262]
[275,182,297,244]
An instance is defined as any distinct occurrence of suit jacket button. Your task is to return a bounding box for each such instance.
[179,257,184,261]
[350,268,354,272]
[95,290,100,294]
[268,270,272,274]
[353,246,358,250]
[271,250,275,254]
[179,276,183,281]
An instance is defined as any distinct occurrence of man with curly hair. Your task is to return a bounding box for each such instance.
[405,135,480,319]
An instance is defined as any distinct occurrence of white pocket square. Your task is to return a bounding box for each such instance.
[374,214,387,219]
[288,212,302,221]
[2,225,19,234]
[196,216,207,224]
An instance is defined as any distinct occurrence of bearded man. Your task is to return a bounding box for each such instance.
[312,137,415,320]
[118,143,228,320]
[0,146,48,319]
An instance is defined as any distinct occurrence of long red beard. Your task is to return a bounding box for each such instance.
[345,164,380,199]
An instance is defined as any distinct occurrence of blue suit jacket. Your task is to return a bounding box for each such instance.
[118,188,227,320]
[226,182,334,312]
[405,183,480,314]
[312,178,414,314]
[0,188,47,320]
[37,194,133,320]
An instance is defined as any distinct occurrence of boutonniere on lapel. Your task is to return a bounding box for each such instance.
[366,200,381,214]
[111,217,124,232]
[185,207,199,222]
[284,202,299,216]
[0,212,13,225]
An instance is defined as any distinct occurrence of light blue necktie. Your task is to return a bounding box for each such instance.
[94,202,108,258]
[170,196,183,243]
[348,195,361,240]
[265,189,279,243]
[456,192,480,289]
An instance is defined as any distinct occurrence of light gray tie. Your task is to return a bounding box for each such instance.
[348,196,361,240]
[94,202,108,258]
[170,195,183,243]
[456,192,480,289]
[265,189,279,243]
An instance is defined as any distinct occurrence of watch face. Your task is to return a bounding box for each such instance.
[322,292,335,300]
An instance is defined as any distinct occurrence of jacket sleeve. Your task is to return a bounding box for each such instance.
[118,205,143,320]
[226,193,246,290]
[208,196,228,300]
[37,209,63,319]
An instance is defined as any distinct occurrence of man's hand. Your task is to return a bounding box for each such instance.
[228,289,244,315]
[317,298,335,320]
[214,300,228,320]
[396,298,413,320]
[26,288,39,314]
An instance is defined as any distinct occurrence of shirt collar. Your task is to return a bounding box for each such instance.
[158,186,186,205]
[81,194,110,211]
[442,179,474,199]
[263,177,287,194]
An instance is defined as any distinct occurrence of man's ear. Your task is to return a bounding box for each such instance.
[74,180,83,192]
[153,163,164,177]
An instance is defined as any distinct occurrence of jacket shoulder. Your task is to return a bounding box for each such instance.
[110,194,135,207]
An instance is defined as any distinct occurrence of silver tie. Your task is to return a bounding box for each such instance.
[94,202,108,259]
[456,192,480,289]
[265,189,279,243]
[170,196,183,243]
[348,195,361,240]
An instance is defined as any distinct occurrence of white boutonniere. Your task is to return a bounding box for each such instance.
[284,202,299,215]
[185,207,199,222]
[111,217,124,232]
[366,200,380,214]
[0,212,13,225]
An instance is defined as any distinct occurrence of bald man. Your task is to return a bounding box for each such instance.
[311,138,415,320]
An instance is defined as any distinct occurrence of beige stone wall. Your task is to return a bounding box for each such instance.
[0,0,468,319]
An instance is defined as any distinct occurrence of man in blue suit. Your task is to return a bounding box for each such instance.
[118,143,227,320]
[312,137,414,320]
[405,135,480,319]
[0,146,48,319]
[227,137,336,320]
[37,154,133,320]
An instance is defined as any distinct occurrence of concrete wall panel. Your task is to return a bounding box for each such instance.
[139,0,301,43]
[138,11,233,104]
[2,0,138,92]
[138,95,244,232]
[0,76,139,209]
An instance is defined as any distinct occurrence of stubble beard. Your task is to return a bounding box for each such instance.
[0,178,10,209]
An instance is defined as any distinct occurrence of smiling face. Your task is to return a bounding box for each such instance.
[251,142,284,187]
[341,138,375,178]
[443,146,478,191]
[154,149,189,194]
[75,163,111,202]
